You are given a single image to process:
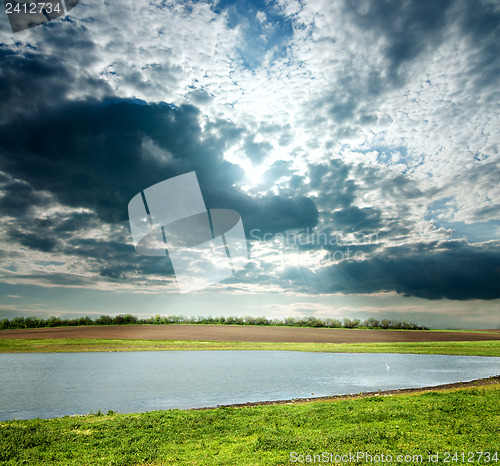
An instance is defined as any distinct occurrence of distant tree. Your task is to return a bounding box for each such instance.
[324,318,342,328]
[11,317,25,329]
[77,316,93,326]
[112,315,125,325]
[96,315,113,325]
[0,314,430,331]
[235,317,245,325]
[254,317,268,326]
[47,317,62,327]
[121,314,137,324]
[343,318,360,328]
[283,317,297,327]
[23,317,35,328]
[303,316,324,328]
[363,318,380,328]
[380,319,391,329]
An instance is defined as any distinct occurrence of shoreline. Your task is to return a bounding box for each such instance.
[191,375,500,411]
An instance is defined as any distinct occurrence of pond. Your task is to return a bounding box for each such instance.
[0,351,498,421]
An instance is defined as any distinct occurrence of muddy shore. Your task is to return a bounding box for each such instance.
[192,375,500,410]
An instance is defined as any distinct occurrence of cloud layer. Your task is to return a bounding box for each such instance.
[0,0,498,314]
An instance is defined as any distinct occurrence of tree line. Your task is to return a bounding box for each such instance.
[0,315,429,330]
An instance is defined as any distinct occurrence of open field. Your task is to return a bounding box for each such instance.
[1,379,498,465]
[2,338,500,356]
[1,325,500,356]
[1,324,499,343]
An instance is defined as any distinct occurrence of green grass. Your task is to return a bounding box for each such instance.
[1,338,500,356]
[0,383,498,465]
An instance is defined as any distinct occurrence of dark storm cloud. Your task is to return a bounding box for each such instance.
[309,159,356,210]
[343,0,500,88]
[1,209,102,258]
[51,211,99,234]
[328,240,500,300]
[99,267,126,280]
[314,0,500,136]
[4,272,98,287]
[0,178,52,216]
[239,194,318,235]
[343,0,454,77]
[64,235,133,259]
[0,46,111,123]
[0,47,71,121]
[0,47,319,289]
[280,240,500,300]
[331,206,382,234]
[2,200,177,283]
[204,119,245,148]
[7,227,59,252]
[279,154,499,300]
[62,229,178,281]
[307,157,436,240]
[1,99,165,223]
[0,50,318,237]
[37,22,99,69]
[60,228,176,281]
[456,0,500,89]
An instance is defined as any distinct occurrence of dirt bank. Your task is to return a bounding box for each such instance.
[193,375,500,410]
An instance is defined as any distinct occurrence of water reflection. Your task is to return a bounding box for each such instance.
[0,351,498,420]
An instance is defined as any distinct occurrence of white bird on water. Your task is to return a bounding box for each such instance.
[386,364,390,370]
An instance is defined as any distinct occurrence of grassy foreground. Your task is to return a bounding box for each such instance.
[0,383,498,465]
[1,338,500,356]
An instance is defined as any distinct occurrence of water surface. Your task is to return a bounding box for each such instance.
[0,351,498,421]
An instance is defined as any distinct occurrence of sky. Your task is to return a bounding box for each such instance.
[0,0,499,329]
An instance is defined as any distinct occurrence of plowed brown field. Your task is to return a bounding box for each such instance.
[1,325,499,343]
